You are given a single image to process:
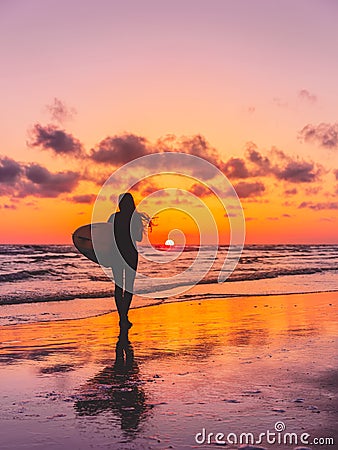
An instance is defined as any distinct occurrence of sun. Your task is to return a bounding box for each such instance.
[165,239,175,246]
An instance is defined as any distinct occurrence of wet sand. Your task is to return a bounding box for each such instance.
[0,292,337,449]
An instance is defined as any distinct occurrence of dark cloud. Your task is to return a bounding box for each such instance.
[298,201,338,210]
[284,188,297,195]
[89,133,225,183]
[26,164,50,184]
[128,179,164,197]
[269,147,289,161]
[24,163,80,198]
[245,143,271,174]
[155,134,222,178]
[1,123,333,209]
[71,194,96,203]
[276,160,318,182]
[135,180,178,199]
[90,134,150,164]
[233,181,265,198]
[178,135,220,166]
[222,157,250,179]
[245,143,320,183]
[298,89,317,103]
[334,169,338,180]
[138,180,161,197]
[156,134,220,165]
[88,134,323,188]
[29,124,84,156]
[46,98,76,124]
[189,183,211,197]
[0,170,80,199]
[0,157,22,184]
[298,122,338,149]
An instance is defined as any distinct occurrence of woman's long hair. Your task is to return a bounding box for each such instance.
[118,193,154,231]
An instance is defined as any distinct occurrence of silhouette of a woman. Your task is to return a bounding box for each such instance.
[108,193,143,328]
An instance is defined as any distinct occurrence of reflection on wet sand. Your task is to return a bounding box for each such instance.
[74,326,150,435]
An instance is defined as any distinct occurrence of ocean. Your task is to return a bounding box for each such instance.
[0,244,337,325]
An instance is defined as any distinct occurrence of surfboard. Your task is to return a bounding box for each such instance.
[72,222,114,267]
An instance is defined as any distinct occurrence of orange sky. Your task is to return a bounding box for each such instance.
[0,1,337,244]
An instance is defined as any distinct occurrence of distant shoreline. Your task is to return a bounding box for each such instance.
[1,288,338,327]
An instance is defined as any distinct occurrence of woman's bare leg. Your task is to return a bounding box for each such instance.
[123,263,137,326]
[111,263,124,322]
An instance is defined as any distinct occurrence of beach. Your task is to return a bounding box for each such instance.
[2,1,338,448]
[0,291,336,449]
